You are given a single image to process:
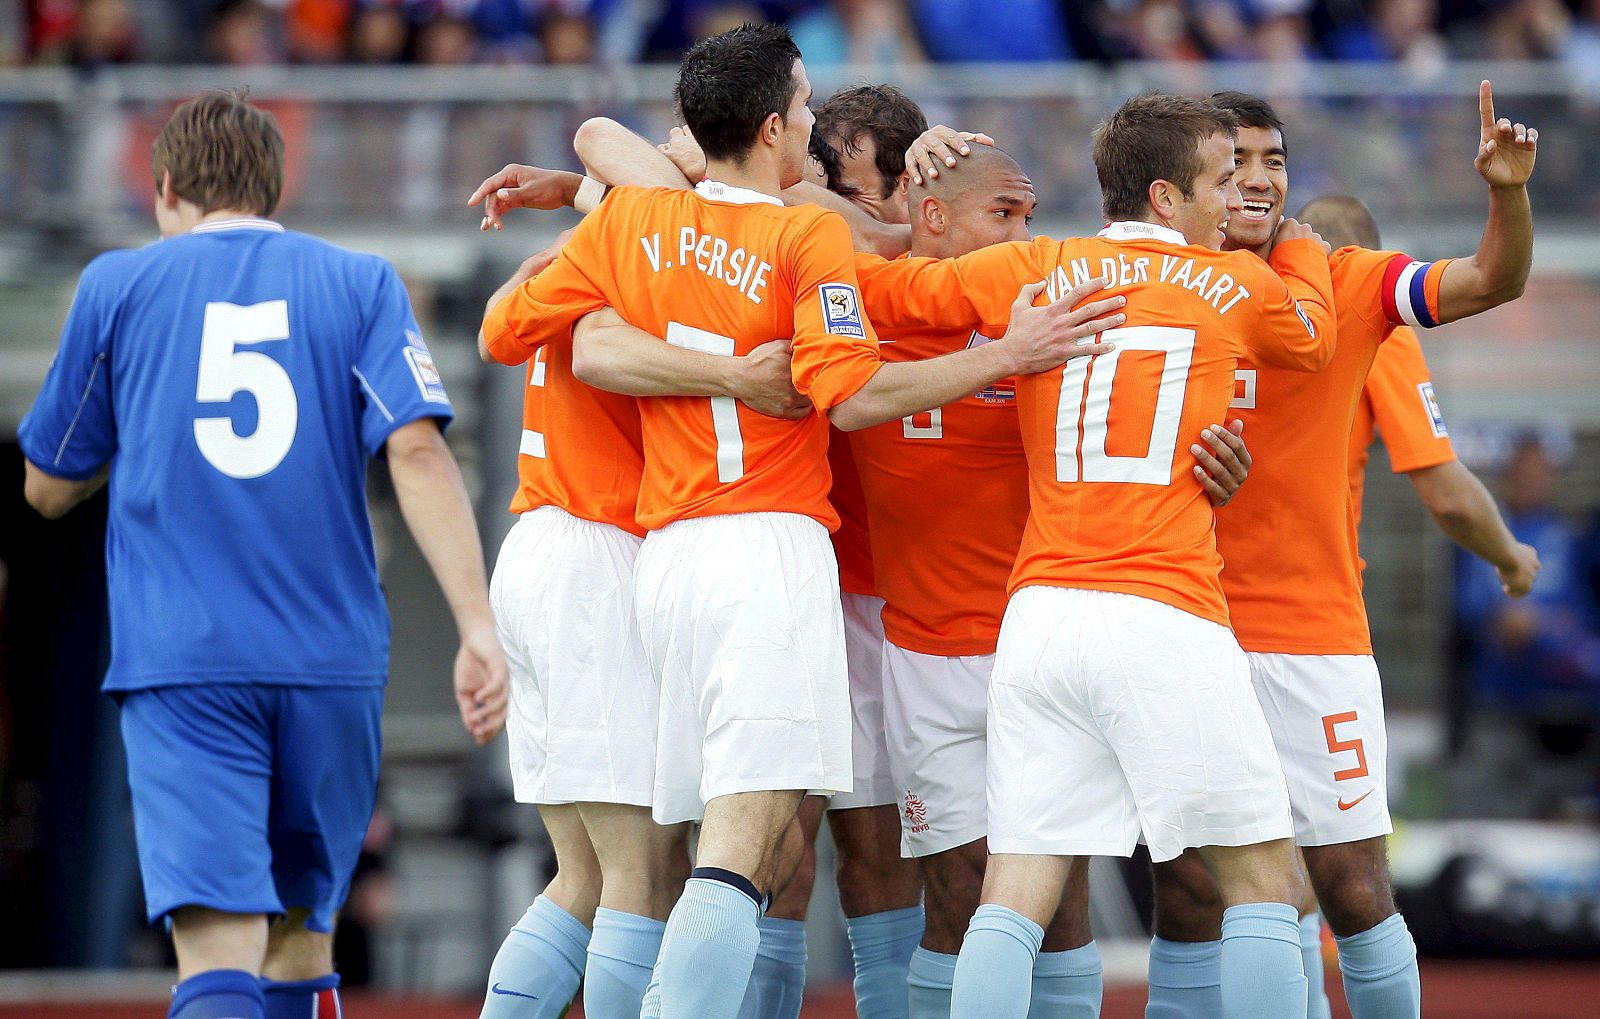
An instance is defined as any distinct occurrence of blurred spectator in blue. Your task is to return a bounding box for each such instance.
[790,0,924,65]
[1324,0,1448,71]
[1098,0,1207,61]
[209,0,284,64]
[912,0,1070,62]
[1455,437,1600,729]
[349,1,409,61]
[1564,0,1600,91]
[1195,0,1315,60]
[1479,0,1569,59]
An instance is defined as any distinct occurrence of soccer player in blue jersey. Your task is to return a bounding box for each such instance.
[20,92,508,1019]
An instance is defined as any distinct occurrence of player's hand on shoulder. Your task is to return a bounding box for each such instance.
[1474,80,1537,189]
[454,622,509,746]
[467,163,577,232]
[1497,541,1541,598]
[906,125,995,186]
[1272,217,1329,255]
[658,126,708,185]
[998,278,1122,376]
[734,340,813,420]
[1194,419,1251,508]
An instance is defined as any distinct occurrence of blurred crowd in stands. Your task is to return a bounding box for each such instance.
[3,0,1600,70]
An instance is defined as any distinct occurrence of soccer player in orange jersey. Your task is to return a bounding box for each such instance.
[849,139,1250,1019]
[471,227,809,1017]
[854,93,1339,1019]
[1144,89,1538,1019]
[477,25,1121,1019]
[1300,194,1539,598]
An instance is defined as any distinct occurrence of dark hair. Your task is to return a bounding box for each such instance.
[152,90,284,216]
[1092,93,1237,222]
[1209,90,1287,149]
[815,84,928,199]
[809,132,855,199]
[675,22,803,162]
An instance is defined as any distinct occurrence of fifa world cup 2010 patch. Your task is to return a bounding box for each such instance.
[404,346,451,404]
[1417,381,1448,437]
[819,283,865,338]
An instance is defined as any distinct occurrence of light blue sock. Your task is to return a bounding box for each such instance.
[1145,938,1221,1019]
[1221,902,1308,1019]
[170,969,264,1019]
[736,916,808,1019]
[1335,913,1420,1019]
[1301,913,1332,1019]
[261,973,339,1019]
[1029,942,1103,1019]
[648,875,762,1019]
[950,904,1043,1019]
[907,946,957,1019]
[585,908,665,1019]
[846,905,925,1018]
[481,895,590,1018]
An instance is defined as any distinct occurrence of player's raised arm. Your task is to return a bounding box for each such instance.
[573,116,696,190]
[1429,80,1537,322]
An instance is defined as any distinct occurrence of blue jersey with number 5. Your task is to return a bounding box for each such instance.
[19,219,453,691]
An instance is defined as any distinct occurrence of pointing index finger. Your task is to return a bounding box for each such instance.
[1479,79,1495,137]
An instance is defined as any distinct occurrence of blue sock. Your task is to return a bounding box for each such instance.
[846,905,924,1019]
[170,969,264,1019]
[950,904,1043,1019]
[1145,938,1221,1019]
[648,874,762,1019]
[1336,913,1420,1019]
[584,908,665,1019]
[1220,902,1308,1019]
[261,974,339,1019]
[907,947,957,1019]
[736,916,808,1019]
[1301,913,1332,1019]
[481,895,590,1017]
[1029,942,1102,1019]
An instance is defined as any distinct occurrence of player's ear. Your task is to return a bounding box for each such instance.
[760,110,784,151]
[158,169,179,210]
[919,195,947,235]
[1148,179,1177,222]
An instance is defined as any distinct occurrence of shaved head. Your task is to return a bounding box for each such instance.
[922,143,1025,201]
[909,143,1037,259]
[1297,194,1381,250]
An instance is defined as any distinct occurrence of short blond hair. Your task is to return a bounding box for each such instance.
[151,91,284,216]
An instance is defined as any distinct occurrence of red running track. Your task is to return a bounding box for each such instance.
[7,963,1599,1018]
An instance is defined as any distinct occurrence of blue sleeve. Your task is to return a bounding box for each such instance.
[352,261,454,456]
[17,260,118,480]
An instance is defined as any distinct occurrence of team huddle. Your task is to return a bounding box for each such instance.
[17,18,1539,1019]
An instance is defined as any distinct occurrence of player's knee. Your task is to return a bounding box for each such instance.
[1306,843,1396,936]
[1152,853,1225,940]
[262,909,333,981]
[920,843,986,938]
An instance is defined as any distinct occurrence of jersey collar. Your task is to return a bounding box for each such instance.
[191,216,285,234]
[1099,220,1187,246]
[694,179,784,208]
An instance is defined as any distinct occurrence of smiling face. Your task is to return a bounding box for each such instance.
[1166,131,1241,250]
[1224,124,1288,253]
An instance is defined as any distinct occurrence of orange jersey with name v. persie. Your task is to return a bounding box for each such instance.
[857,223,1337,629]
[482,181,885,531]
[850,312,1026,657]
[1218,248,1450,655]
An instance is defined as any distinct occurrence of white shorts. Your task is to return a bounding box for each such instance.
[489,507,655,806]
[830,592,897,811]
[882,642,994,857]
[1247,652,1393,847]
[986,586,1293,863]
[635,512,853,825]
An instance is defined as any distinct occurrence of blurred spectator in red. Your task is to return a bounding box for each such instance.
[1107,0,1207,61]
[68,0,137,67]
[286,0,352,62]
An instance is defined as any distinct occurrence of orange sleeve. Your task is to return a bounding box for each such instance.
[1246,237,1337,371]
[1365,326,1457,473]
[788,212,887,411]
[1330,246,1455,333]
[856,239,1041,335]
[482,222,610,367]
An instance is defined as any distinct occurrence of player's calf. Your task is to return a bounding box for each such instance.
[734,801,818,1019]
[168,908,269,1019]
[1197,839,1309,1019]
[1305,838,1418,1019]
[260,908,341,1019]
[830,804,925,1019]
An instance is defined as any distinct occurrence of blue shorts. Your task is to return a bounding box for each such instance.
[118,684,382,933]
